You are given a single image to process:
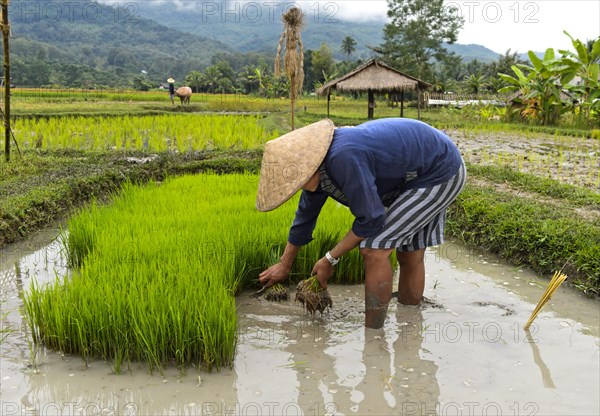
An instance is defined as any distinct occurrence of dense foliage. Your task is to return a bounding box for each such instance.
[500,33,600,127]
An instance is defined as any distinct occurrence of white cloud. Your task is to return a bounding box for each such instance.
[123,0,599,53]
[452,0,600,53]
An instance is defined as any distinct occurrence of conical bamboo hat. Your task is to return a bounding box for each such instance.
[256,119,334,212]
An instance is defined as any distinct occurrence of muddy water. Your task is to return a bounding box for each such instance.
[1,228,598,415]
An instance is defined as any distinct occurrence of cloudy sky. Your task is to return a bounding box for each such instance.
[150,1,599,54]
[311,0,600,54]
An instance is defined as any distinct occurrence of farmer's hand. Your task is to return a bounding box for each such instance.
[312,258,333,289]
[258,263,291,287]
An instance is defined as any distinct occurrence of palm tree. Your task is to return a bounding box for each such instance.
[340,36,357,58]
[464,73,488,94]
[202,65,224,93]
[186,71,204,93]
[275,7,304,130]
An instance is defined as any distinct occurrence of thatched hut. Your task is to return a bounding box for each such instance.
[317,59,431,119]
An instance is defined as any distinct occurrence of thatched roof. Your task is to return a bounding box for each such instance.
[317,59,431,95]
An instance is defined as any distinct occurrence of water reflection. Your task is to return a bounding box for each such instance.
[1,232,598,415]
[358,306,440,414]
[256,296,443,414]
[525,330,556,389]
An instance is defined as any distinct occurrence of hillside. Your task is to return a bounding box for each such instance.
[7,0,232,87]
[4,0,512,88]
[136,2,502,63]
[135,2,381,60]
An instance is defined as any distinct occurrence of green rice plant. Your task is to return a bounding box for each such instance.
[24,174,365,373]
[13,114,279,151]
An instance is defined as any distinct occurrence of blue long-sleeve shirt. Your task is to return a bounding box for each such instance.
[288,118,463,246]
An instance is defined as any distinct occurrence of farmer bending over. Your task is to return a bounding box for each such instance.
[256,118,466,329]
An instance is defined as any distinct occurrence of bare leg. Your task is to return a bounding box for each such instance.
[396,249,426,305]
[361,248,394,329]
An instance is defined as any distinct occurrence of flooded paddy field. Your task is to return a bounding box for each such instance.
[1,226,598,415]
[450,129,600,190]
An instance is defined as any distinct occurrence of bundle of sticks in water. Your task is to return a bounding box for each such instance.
[524,270,568,330]
[295,275,332,315]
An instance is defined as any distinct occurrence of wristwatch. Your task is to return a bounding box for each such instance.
[325,251,340,266]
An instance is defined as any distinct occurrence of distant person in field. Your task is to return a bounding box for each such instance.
[256,118,466,329]
[167,77,175,106]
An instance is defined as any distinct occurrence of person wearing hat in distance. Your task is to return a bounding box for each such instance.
[167,77,175,106]
[256,118,466,329]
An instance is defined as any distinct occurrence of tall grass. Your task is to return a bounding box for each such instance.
[13,114,279,151]
[24,174,364,373]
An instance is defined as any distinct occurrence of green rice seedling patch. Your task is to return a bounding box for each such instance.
[12,114,278,152]
[24,174,363,373]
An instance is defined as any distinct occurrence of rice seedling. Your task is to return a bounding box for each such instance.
[295,275,333,315]
[263,283,289,301]
[24,174,363,372]
[13,114,279,151]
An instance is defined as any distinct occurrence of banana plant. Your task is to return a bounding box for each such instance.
[499,48,572,125]
[559,31,600,122]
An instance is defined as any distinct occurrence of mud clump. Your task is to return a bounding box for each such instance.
[263,283,289,301]
[471,301,515,316]
[295,276,332,315]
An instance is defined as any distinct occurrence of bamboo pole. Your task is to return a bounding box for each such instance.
[1,0,10,162]
[524,270,568,330]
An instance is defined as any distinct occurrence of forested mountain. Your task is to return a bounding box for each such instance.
[4,0,510,88]
[136,1,502,63]
[135,1,382,60]
[6,0,232,87]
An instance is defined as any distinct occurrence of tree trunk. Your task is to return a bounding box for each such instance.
[2,1,10,162]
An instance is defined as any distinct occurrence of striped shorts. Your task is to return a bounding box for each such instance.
[360,161,466,252]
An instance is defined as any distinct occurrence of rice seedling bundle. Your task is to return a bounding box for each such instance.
[24,174,363,372]
[295,275,333,315]
[13,114,278,151]
[262,283,289,301]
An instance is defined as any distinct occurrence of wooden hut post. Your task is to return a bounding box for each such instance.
[417,86,421,120]
[367,89,374,120]
[327,90,330,118]
[400,89,405,118]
